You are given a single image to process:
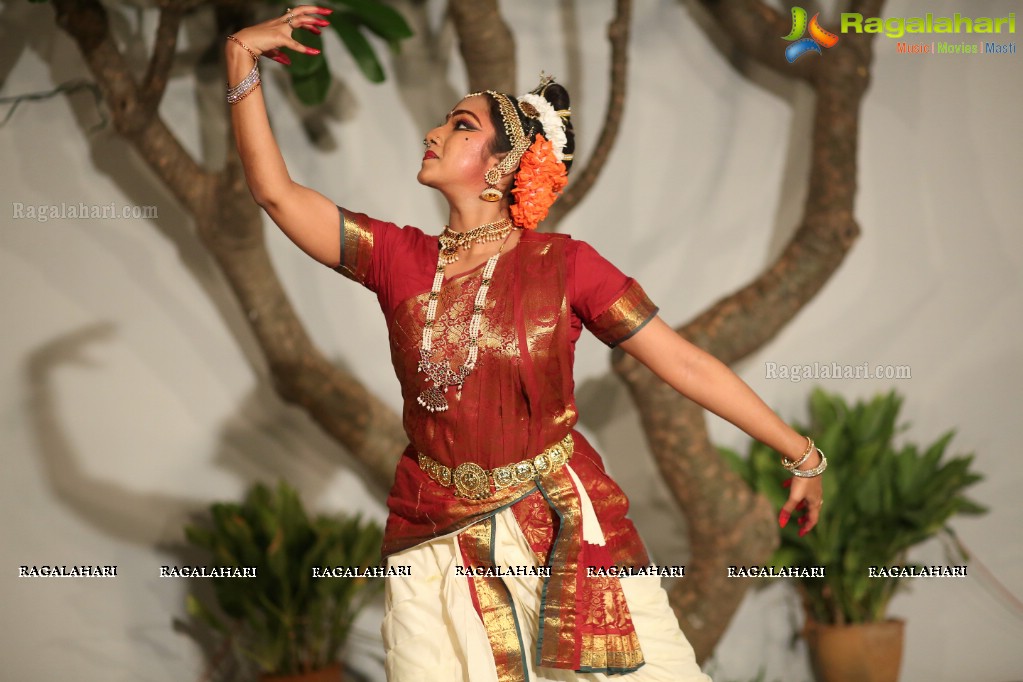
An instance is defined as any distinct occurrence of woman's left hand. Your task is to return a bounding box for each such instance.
[779,472,825,537]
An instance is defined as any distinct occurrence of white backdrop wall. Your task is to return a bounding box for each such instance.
[2,0,1020,680]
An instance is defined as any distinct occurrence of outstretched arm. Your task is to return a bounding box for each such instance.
[618,315,825,534]
[226,6,342,267]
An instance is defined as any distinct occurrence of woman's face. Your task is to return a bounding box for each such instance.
[417,95,503,197]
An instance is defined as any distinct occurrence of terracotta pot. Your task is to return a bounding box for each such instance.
[803,617,905,682]
[259,662,342,682]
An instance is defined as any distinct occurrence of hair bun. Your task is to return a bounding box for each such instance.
[535,81,574,173]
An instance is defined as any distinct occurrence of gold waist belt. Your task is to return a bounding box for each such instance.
[417,433,574,500]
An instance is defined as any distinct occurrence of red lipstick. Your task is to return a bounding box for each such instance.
[423,150,438,160]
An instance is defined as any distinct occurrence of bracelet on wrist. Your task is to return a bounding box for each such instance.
[226,34,260,63]
[781,436,814,470]
[227,61,261,104]
[791,447,828,478]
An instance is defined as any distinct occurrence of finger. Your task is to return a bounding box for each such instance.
[781,479,792,489]
[298,16,330,32]
[306,26,322,35]
[778,492,800,528]
[266,49,292,66]
[286,8,333,28]
[263,48,290,65]
[798,504,822,537]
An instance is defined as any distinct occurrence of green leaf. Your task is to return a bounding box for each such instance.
[185,594,227,633]
[288,31,325,78]
[954,497,988,516]
[331,13,385,83]
[854,471,883,515]
[334,0,413,43]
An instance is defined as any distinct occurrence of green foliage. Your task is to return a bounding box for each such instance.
[275,0,413,104]
[184,481,385,674]
[724,388,986,625]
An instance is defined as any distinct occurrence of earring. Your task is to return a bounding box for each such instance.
[480,167,503,202]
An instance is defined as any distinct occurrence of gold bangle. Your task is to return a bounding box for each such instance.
[226,34,259,63]
[781,436,814,470]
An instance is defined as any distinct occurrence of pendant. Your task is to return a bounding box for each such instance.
[417,384,449,412]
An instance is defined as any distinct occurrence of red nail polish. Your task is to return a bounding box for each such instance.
[307,48,321,55]
[778,511,790,528]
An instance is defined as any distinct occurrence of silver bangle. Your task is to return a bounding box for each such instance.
[227,62,260,104]
[791,447,828,478]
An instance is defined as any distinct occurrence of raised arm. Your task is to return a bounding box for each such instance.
[226,6,341,267]
[618,315,825,534]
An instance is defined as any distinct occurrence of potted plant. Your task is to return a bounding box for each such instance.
[183,480,385,682]
[724,388,985,682]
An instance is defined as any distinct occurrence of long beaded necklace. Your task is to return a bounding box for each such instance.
[417,226,514,412]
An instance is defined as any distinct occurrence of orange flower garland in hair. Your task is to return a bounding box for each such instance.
[509,134,568,231]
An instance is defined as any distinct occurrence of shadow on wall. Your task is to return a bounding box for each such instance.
[23,321,385,681]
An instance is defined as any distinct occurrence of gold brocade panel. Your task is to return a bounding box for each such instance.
[586,280,658,348]
[458,519,529,682]
[333,207,375,285]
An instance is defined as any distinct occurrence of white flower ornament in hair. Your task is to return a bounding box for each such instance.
[517,93,568,163]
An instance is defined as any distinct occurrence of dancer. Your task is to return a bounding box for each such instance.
[225,6,826,681]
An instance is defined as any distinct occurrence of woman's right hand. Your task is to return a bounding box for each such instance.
[228,5,334,66]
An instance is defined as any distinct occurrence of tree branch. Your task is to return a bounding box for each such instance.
[694,0,818,82]
[543,0,631,230]
[680,16,882,363]
[195,195,407,489]
[51,0,213,215]
[448,0,515,93]
[140,4,184,114]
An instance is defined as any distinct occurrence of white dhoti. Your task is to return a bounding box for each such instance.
[381,503,712,681]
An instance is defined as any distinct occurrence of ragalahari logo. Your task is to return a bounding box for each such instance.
[783,7,840,62]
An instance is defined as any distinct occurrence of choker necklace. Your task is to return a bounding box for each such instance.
[438,218,513,265]
[417,229,513,412]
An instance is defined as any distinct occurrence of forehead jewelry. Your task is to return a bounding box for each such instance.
[465,91,529,187]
